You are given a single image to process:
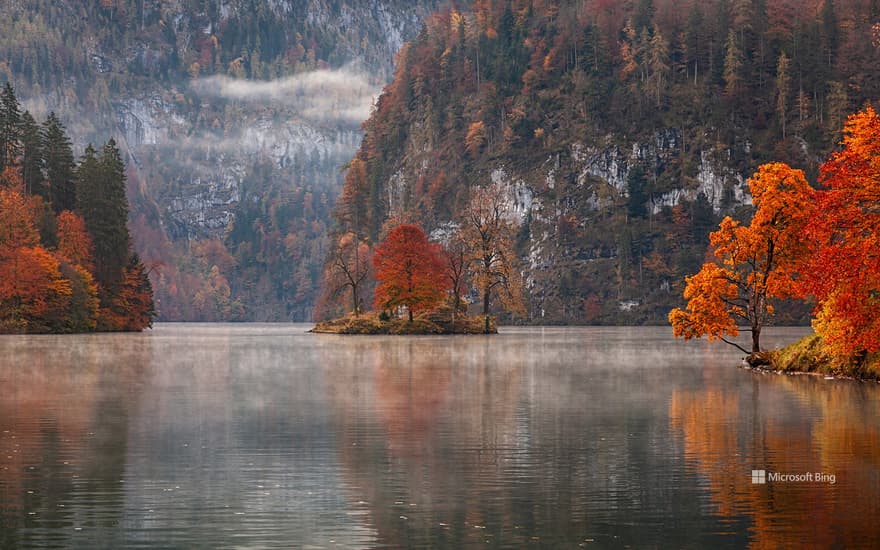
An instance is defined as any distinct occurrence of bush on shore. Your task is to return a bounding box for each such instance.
[769,334,880,380]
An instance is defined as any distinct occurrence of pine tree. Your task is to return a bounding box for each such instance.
[724,30,744,97]
[776,53,791,139]
[76,140,131,293]
[42,113,77,213]
[684,3,705,85]
[820,0,838,68]
[19,111,43,197]
[627,165,649,219]
[0,82,22,172]
[647,26,670,106]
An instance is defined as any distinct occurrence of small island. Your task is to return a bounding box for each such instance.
[311,309,496,335]
[315,202,524,336]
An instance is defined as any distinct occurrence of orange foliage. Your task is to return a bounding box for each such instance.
[0,246,72,332]
[0,187,40,251]
[800,107,880,355]
[98,258,154,331]
[465,120,487,157]
[56,210,94,271]
[373,224,449,320]
[670,163,814,353]
[462,183,526,322]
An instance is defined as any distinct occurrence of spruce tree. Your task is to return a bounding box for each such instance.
[19,111,43,197]
[76,140,131,292]
[0,82,22,171]
[42,113,77,213]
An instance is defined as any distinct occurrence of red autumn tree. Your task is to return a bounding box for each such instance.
[670,163,814,354]
[800,107,880,355]
[373,224,449,321]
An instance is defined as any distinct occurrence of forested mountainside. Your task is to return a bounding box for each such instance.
[0,0,451,321]
[325,0,880,325]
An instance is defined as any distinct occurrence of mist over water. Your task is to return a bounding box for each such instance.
[1,325,878,548]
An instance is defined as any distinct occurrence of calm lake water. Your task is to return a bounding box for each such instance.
[1,325,878,548]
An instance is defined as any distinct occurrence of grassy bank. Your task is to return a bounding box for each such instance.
[311,310,497,335]
[764,334,880,381]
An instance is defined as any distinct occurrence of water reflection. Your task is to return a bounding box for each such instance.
[0,335,151,548]
[0,325,878,548]
[670,371,880,548]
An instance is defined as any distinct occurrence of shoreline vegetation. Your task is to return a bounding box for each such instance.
[670,109,879,383]
[311,309,497,335]
[309,306,498,336]
[745,334,880,382]
[0,82,155,334]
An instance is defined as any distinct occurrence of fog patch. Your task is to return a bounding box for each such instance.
[191,66,380,126]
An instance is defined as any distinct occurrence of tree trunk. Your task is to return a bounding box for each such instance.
[752,326,761,353]
[408,308,413,322]
[483,289,491,334]
[351,285,358,317]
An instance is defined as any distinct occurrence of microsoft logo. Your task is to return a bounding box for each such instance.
[751,470,766,484]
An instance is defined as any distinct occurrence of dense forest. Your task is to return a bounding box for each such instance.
[0,0,448,321]
[322,0,880,324]
[0,83,154,333]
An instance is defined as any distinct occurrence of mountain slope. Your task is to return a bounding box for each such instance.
[328,0,880,324]
[0,0,452,320]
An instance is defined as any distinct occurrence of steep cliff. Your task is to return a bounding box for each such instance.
[330,1,880,324]
[0,0,451,320]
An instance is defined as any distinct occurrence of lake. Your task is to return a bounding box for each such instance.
[1,325,878,548]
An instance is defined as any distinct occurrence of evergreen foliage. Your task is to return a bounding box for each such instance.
[42,113,77,213]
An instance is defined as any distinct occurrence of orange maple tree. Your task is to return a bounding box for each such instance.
[0,246,72,332]
[799,107,880,355]
[669,163,814,353]
[56,210,94,271]
[0,185,75,331]
[373,224,449,321]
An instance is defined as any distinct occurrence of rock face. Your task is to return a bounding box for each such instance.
[377,127,753,324]
[102,1,444,239]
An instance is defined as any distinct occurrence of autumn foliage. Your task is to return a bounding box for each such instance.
[669,163,814,353]
[373,224,449,321]
[671,107,880,360]
[799,107,880,356]
[0,182,75,332]
[0,176,153,333]
[317,231,373,319]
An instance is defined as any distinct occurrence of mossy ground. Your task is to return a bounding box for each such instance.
[311,308,497,335]
[764,334,880,381]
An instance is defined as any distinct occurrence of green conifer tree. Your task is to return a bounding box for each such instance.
[42,112,77,213]
[19,111,43,196]
[76,140,131,293]
[0,82,22,171]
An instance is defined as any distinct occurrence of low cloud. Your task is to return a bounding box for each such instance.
[191,67,380,126]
